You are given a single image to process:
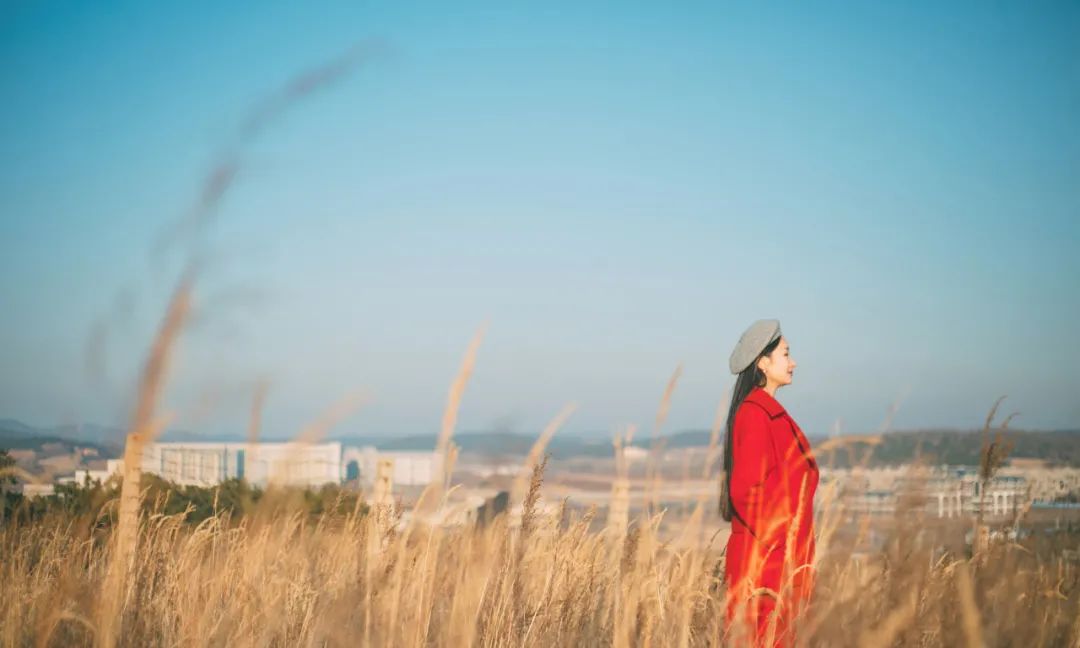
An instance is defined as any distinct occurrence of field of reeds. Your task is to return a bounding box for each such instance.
[2,288,1079,648]
[2,307,1079,646]
[2,457,1080,647]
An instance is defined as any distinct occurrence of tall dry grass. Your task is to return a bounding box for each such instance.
[5,244,1076,648]
[3,464,1080,647]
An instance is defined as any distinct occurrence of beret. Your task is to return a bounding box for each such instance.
[729,319,782,374]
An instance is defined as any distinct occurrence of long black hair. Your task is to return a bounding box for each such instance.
[719,335,782,522]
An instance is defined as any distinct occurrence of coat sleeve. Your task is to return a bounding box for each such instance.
[729,404,791,555]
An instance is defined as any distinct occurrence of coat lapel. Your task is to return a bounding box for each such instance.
[744,387,786,419]
[745,388,817,469]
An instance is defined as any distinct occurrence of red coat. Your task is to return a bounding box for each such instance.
[724,387,819,648]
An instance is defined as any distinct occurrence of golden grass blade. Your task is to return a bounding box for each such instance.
[99,279,192,648]
[513,403,577,506]
[415,324,486,516]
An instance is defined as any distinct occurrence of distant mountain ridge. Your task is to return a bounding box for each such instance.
[2,418,1078,467]
[0,420,118,455]
[821,427,1080,468]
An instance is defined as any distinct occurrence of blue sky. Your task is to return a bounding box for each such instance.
[2,1,1078,440]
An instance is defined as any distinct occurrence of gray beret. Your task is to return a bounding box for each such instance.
[729,319,782,374]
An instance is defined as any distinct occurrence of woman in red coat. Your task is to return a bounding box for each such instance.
[720,319,819,648]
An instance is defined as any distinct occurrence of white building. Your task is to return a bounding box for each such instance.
[822,465,1030,517]
[19,483,55,498]
[923,467,1027,518]
[73,459,124,485]
[85,443,444,490]
[343,447,442,487]
[133,442,343,488]
[1017,465,1080,502]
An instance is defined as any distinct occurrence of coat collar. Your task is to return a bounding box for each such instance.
[744,386,787,419]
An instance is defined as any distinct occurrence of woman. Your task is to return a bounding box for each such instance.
[720,319,819,648]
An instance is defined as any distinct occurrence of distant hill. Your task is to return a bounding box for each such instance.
[659,427,1080,468]
[3,417,1078,468]
[0,420,119,480]
[818,428,1080,469]
[0,419,36,436]
[332,432,615,459]
[340,427,1080,468]
[0,420,251,451]
[0,421,117,456]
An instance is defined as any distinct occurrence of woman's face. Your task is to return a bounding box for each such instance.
[758,337,796,387]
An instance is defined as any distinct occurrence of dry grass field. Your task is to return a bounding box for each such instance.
[2,285,1079,647]
[2,469,1080,647]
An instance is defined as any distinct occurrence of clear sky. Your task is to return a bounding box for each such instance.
[2,1,1078,440]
